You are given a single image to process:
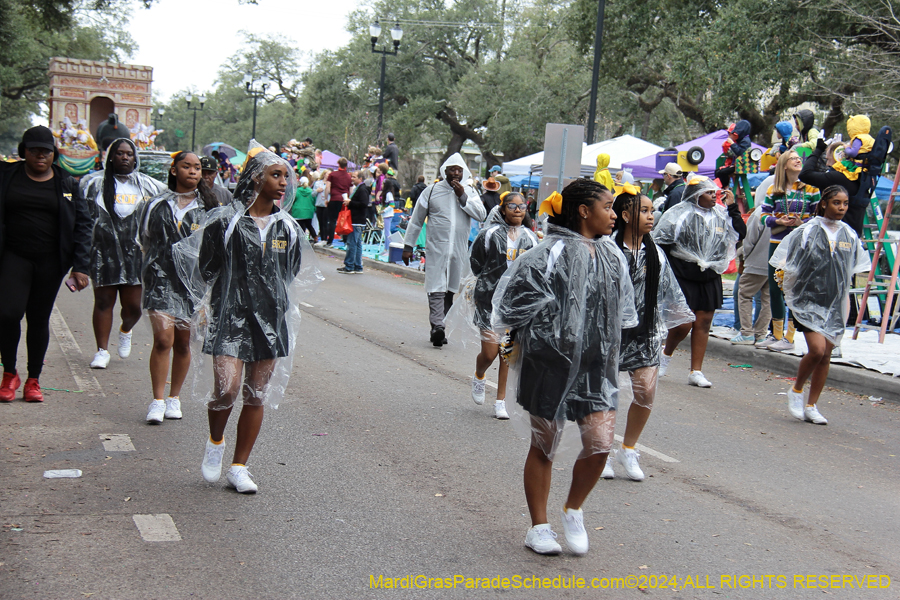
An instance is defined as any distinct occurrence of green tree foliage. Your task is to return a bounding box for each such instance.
[0,0,137,138]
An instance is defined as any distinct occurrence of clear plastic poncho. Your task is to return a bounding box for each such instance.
[617,242,694,410]
[445,206,539,347]
[491,225,638,461]
[619,242,694,372]
[137,188,208,324]
[402,153,487,294]
[769,217,870,344]
[652,177,740,273]
[83,138,165,287]
[173,144,323,410]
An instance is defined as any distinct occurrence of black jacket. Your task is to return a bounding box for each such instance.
[383,143,399,170]
[348,183,370,225]
[799,144,864,235]
[0,161,91,278]
[661,180,686,212]
[410,182,427,207]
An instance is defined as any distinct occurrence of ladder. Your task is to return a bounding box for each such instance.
[852,168,900,342]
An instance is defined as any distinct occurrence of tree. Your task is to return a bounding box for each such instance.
[0,0,137,149]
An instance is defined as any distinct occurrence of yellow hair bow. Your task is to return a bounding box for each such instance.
[620,182,641,196]
[538,191,563,216]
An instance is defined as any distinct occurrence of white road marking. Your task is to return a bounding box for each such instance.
[99,434,135,452]
[43,469,82,478]
[299,302,314,308]
[49,306,104,396]
[132,514,181,542]
[614,434,680,463]
[485,380,498,389]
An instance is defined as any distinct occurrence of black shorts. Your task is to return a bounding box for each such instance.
[675,275,723,312]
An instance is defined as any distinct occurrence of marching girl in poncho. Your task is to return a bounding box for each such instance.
[176,144,321,493]
[82,138,164,370]
[138,151,219,424]
[492,179,636,556]
[769,186,870,425]
[602,185,693,481]
[652,176,746,388]
[451,193,538,420]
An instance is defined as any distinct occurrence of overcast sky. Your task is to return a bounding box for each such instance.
[128,0,359,102]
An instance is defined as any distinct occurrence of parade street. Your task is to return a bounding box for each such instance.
[1,252,898,600]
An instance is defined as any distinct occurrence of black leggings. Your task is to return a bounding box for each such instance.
[296,218,317,239]
[0,251,64,379]
[325,201,344,244]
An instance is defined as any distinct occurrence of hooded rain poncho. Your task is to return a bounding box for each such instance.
[403,153,486,294]
[593,154,614,189]
[492,225,637,460]
[769,217,870,344]
[652,177,740,274]
[173,143,323,410]
[83,138,165,287]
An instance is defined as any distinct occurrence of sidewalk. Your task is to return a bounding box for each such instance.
[314,245,900,402]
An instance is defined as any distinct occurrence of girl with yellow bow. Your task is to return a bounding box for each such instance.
[493,179,637,556]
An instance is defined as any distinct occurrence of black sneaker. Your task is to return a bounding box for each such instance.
[430,327,446,347]
[336,266,354,274]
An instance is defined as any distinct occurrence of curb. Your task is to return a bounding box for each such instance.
[312,245,425,283]
[704,335,899,401]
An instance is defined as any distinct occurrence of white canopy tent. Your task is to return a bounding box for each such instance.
[502,135,663,178]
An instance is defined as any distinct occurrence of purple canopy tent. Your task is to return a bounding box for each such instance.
[319,150,357,171]
[621,130,767,180]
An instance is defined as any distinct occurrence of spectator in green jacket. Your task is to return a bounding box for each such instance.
[291,176,317,240]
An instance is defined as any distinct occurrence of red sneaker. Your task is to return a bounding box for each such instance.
[0,371,21,402]
[23,378,43,403]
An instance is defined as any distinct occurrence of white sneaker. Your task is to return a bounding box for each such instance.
[616,447,645,481]
[313,240,327,247]
[146,399,165,423]
[226,465,258,493]
[560,507,589,555]
[787,388,805,420]
[659,353,672,377]
[471,374,486,405]
[201,438,225,482]
[687,370,712,388]
[768,339,795,352]
[755,334,778,349]
[524,524,561,555]
[601,452,615,479]
[164,396,182,419]
[90,349,110,369]
[117,329,133,359]
[832,346,842,359]
[804,404,828,425]
[493,400,509,419]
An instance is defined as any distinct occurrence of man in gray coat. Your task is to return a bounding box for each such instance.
[403,154,486,346]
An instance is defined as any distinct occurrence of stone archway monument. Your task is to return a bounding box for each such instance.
[48,57,153,141]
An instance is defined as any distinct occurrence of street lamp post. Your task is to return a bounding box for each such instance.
[369,21,403,145]
[153,107,165,130]
[585,0,607,144]
[242,74,271,141]
[186,95,206,152]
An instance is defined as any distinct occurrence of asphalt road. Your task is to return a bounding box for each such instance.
[1,251,898,600]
